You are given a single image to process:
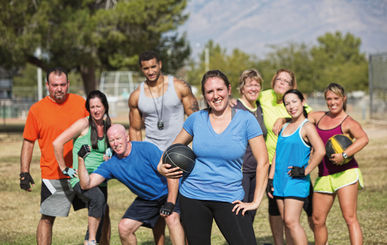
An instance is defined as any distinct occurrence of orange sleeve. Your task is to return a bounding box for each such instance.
[23,105,39,142]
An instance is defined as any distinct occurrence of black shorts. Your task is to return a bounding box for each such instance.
[122,195,180,228]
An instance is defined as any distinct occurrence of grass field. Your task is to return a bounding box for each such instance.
[0,121,386,244]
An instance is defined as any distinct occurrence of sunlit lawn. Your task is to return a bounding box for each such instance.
[1,122,386,244]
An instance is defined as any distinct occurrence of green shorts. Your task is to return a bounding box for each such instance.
[314,168,364,194]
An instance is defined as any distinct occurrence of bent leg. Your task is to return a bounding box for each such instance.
[165,212,185,245]
[118,218,143,245]
[81,186,106,243]
[337,182,362,245]
[313,192,335,245]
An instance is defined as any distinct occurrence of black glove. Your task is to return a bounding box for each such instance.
[160,202,175,216]
[78,144,90,159]
[20,172,35,191]
[62,167,76,178]
[266,178,274,197]
[289,166,305,178]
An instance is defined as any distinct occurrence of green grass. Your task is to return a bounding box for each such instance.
[1,123,387,244]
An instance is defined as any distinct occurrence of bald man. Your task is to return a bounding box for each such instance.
[77,124,184,245]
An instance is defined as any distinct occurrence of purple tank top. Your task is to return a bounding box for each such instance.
[316,114,358,176]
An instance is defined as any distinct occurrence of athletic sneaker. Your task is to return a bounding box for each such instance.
[87,240,96,245]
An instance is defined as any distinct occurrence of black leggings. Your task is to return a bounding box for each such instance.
[179,195,256,245]
[73,183,108,242]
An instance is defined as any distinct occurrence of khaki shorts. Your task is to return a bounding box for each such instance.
[314,168,364,194]
[40,179,75,217]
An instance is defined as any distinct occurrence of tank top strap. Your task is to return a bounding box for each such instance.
[300,118,309,128]
[340,115,350,125]
[279,122,290,136]
[168,75,173,85]
[316,112,329,127]
[139,82,145,96]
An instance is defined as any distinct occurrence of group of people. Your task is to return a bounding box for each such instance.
[19,50,369,245]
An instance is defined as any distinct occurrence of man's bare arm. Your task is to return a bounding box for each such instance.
[20,139,34,173]
[78,157,105,190]
[20,139,35,191]
[128,88,143,141]
[175,79,199,116]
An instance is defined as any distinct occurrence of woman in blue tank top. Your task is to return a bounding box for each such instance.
[268,89,325,245]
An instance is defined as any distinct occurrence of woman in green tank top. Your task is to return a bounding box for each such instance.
[53,90,111,245]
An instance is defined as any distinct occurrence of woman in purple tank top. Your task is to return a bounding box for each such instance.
[308,83,369,245]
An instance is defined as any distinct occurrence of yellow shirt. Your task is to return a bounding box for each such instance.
[259,89,311,164]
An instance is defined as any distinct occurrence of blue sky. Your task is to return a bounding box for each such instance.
[177,0,387,59]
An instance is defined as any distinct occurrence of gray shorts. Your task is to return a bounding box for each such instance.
[40,179,75,217]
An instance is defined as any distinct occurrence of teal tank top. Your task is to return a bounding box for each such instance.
[273,119,311,198]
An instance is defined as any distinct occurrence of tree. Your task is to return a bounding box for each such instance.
[261,43,314,93]
[187,40,256,97]
[311,31,368,91]
[258,32,368,93]
[0,0,189,94]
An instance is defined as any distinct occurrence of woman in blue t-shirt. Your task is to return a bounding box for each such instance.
[158,70,269,245]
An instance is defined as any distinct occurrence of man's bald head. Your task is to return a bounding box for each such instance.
[107,124,127,138]
[107,124,130,158]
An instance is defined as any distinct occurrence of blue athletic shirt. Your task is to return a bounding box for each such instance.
[180,109,262,203]
[94,141,167,200]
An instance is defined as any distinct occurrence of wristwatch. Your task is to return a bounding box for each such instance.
[342,152,349,159]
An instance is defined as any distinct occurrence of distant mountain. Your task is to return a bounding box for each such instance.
[178,0,387,59]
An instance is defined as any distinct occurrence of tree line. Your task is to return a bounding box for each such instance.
[187,31,368,97]
[1,1,368,96]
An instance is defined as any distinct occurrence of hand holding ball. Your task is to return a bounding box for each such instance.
[325,134,353,165]
[162,144,196,175]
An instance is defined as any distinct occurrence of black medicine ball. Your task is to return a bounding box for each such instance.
[162,144,196,174]
[325,134,353,164]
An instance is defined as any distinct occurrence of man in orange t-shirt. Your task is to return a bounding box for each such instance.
[20,67,88,245]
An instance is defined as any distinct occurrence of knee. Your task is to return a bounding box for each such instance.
[88,194,106,218]
[283,216,297,229]
[312,214,326,227]
[342,212,358,226]
[118,219,136,237]
[165,213,181,228]
[40,215,55,226]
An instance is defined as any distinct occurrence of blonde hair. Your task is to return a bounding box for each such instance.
[324,83,347,111]
[270,68,297,89]
[238,69,263,94]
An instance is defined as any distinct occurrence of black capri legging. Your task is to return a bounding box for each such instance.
[179,194,256,245]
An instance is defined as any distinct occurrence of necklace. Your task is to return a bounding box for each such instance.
[147,79,164,130]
